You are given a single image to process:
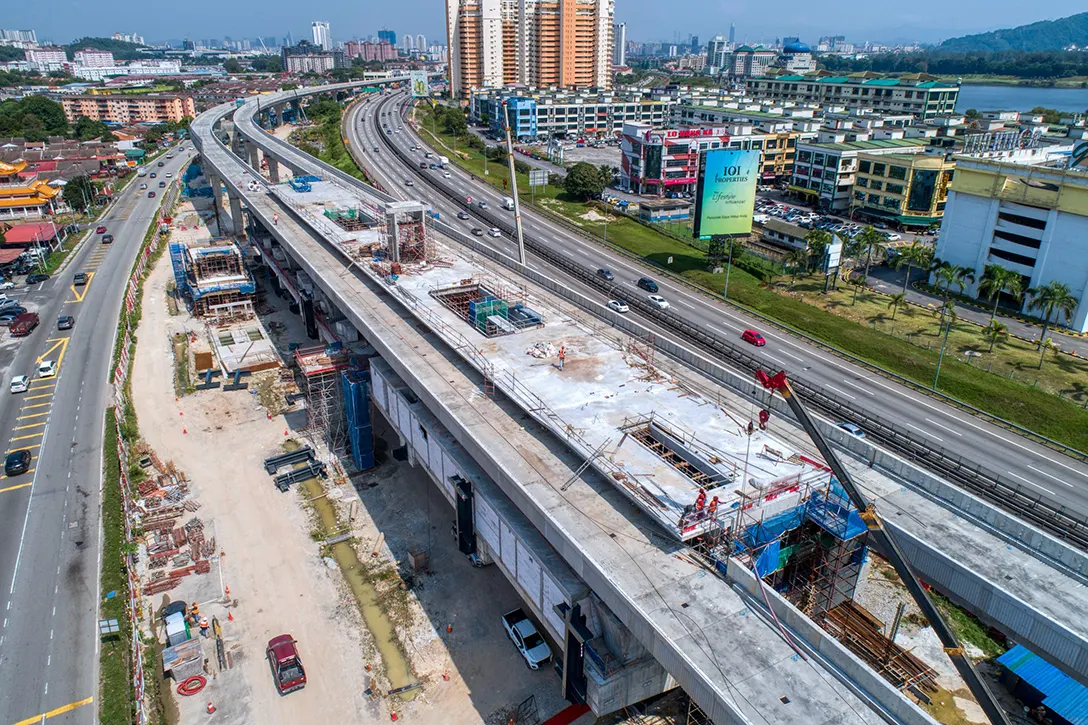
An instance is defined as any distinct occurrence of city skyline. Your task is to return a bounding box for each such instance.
[2,1,1077,47]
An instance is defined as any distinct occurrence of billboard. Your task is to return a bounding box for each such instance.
[410,71,428,98]
[693,149,760,238]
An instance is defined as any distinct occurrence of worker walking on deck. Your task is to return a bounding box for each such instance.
[558,346,566,370]
[273,212,279,225]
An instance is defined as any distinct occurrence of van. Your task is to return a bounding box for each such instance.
[10,312,39,337]
[502,197,515,210]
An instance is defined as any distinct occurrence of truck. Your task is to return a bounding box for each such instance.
[502,197,515,211]
[501,609,552,670]
[10,312,39,337]
[437,155,450,168]
[266,634,307,694]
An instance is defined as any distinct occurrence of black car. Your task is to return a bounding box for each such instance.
[157,161,165,167]
[74,272,88,286]
[597,268,615,281]
[5,449,31,477]
[102,234,114,244]
[637,277,658,293]
[471,228,484,236]
[26,273,49,284]
[158,181,166,188]
[57,315,74,330]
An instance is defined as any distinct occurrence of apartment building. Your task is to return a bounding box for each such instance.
[469,88,671,139]
[852,151,955,227]
[60,94,198,125]
[25,46,67,72]
[446,0,614,98]
[788,137,930,212]
[74,48,114,67]
[282,40,344,74]
[745,73,959,119]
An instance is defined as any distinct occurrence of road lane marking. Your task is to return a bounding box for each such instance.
[20,402,52,411]
[36,337,70,367]
[24,392,53,400]
[825,384,856,400]
[1005,470,1056,496]
[779,350,804,362]
[10,433,44,442]
[66,271,95,302]
[906,421,941,442]
[1027,465,1075,489]
[6,445,40,454]
[14,423,46,430]
[12,696,94,725]
[924,417,964,437]
[0,482,32,494]
[839,379,875,396]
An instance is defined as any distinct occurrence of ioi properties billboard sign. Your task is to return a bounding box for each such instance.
[693,149,759,239]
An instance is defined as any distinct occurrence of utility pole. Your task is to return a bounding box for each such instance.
[722,236,735,300]
[501,100,526,265]
[932,304,953,390]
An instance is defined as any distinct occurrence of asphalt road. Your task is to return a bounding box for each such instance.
[347,92,1088,518]
[0,150,192,725]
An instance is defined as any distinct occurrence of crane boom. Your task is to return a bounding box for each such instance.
[755,370,1012,725]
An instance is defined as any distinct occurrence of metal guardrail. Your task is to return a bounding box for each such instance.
[366,95,1088,552]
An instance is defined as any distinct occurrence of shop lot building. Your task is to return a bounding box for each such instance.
[469,88,673,140]
[852,151,956,229]
[744,73,960,120]
[788,137,931,212]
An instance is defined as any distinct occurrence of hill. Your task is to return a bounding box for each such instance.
[939,12,1088,52]
[62,37,146,61]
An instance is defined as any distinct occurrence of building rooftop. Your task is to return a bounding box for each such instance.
[800,137,931,152]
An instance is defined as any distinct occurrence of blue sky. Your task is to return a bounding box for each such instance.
[4,1,1073,46]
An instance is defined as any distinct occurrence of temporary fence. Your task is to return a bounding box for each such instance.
[107,175,183,725]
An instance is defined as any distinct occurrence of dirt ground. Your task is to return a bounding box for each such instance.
[131,203,571,724]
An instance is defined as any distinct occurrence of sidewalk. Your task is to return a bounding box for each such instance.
[866,265,1088,356]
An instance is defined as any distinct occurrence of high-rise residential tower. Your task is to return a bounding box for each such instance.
[378,29,397,47]
[446,0,615,98]
[311,21,332,50]
[613,22,626,66]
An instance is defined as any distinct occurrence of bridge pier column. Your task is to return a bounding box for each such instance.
[230,131,242,155]
[267,156,280,183]
[229,194,245,237]
[208,173,227,236]
[248,143,260,170]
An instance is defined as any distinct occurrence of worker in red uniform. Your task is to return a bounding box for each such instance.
[708,495,719,519]
[695,488,707,511]
[558,346,566,370]
[272,212,279,225]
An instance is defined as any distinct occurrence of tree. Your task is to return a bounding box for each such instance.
[964,108,981,120]
[307,97,341,122]
[249,56,282,73]
[443,110,467,136]
[1030,106,1062,124]
[851,226,886,305]
[73,115,116,142]
[63,175,96,212]
[888,292,906,320]
[785,248,809,287]
[224,59,243,74]
[981,320,1008,353]
[977,263,1024,323]
[598,164,617,188]
[563,162,606,200]
[1037,336,1060,370]
[893,242,933,296]
[1027,280,1078,349]
[804,229,831,271]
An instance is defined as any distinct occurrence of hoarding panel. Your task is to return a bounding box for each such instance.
[410,71,428,98]
[474,494,500,552]
[516,541,543,606]
[693,149,759,238]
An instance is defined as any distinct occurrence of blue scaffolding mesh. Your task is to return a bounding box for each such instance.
[342,368,375,470]
[169,242,189,297]
[806,480,868,541]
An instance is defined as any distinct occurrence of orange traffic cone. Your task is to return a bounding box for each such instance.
[183,428,187,435]
[390,713,398,722]
[207,702,216,714]
[284,430,288,437]
[179,410,183,416]
[227,611,234,622]
[224,585,230,598]
[446,623,453,633]
[442,672,449,681]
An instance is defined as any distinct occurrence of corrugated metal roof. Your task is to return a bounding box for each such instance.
[998,645,1088,725]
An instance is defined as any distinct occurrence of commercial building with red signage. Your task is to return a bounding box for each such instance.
[619,121,805,196]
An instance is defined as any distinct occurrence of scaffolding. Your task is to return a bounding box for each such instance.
[429,279,542,337]
[295,344,349,451]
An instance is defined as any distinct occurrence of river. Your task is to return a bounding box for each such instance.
[954,84,1088,114]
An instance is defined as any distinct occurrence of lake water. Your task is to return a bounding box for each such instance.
[954,84,1088,114]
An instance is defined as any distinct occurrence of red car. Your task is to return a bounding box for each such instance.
[95,225,107,234]
[266,634,306,694]
[741,329,766,347]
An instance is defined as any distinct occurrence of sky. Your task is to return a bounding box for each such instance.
[4,0,1077,47]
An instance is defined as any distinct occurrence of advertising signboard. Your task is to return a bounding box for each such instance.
[410,71,429,98]
[693,149,759,238]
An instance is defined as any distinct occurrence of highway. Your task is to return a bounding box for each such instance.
[0,150,192,725]
[345,91,1088,521]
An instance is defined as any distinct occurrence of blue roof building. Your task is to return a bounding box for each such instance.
[997,645,1088,725]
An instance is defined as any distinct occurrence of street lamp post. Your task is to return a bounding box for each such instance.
[723,236,735,300]
[932,306,953,390]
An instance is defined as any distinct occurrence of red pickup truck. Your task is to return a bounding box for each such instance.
[266,634,306,694]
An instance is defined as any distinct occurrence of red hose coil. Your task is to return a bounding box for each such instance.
[176,675,207,696]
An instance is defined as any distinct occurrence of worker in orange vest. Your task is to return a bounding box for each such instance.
[558,346,566,370]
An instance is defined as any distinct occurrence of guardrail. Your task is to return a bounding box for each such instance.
[366,95,1088,552]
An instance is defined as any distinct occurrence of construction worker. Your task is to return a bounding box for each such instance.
[708,496,719,520]
[558,346,566,371]
[695,488,707,511]
[199,617,210,638]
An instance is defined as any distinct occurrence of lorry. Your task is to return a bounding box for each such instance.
[501,609,552,670]
[437,155,450,168]
[10,312,40,337]
[266,634,307,694]
[502,197,515,211]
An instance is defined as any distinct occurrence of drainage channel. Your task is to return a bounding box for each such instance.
[300,475,419,700]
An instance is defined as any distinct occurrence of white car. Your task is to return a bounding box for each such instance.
[0,281,14,290]
[487,228,502,238]
[885,233,902,241]
[607,299,629,313]
[9,375,29,394]
[37,360,57,378]
[648,295,670,310]
[165,172,173,178]
[443,171,451,179]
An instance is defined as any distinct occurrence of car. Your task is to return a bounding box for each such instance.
[487,228,502,237]
[471,228,484,236]
[636,277,658,293]
[404,179,414,187]
[139,183,148,190]
[607,299,629,313]
[443,171,451,178]
[96,225,107,234]
[148,191,156,198]
[159,181,166,188]
[477,200,488,209]
[0,281,12,290]
[9,375,29,394]
[885,233,902,241]
[596,268,615,281]
[57,315,74,330]
[457,211,470,220]
[157,161,165,167]
[26,273,49,284]
[4,450,31,477]
[165,172,173,178]
[741,329,766,346]
[419,162,428,170]
[149,172,157,179]
[428,163,437,169]
[37,360,57,378]
[647,294,669,310]
[102,234,114,244]
[837,422,866,439]
[373,146,380,152]
[266,635,306,694]
[501,609,552,670]
[73,272,88,286]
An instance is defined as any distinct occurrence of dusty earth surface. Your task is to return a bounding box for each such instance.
[131,203,571,724]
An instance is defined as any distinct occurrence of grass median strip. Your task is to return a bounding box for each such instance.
[99,406,133,725]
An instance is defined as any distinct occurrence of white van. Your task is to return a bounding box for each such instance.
[502,197,515,210]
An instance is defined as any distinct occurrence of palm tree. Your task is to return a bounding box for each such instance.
[888,292,906,320]
[893,243,932,296]
[851,226,886,305]
[981,320,1008,353]
[1027,280,1078,350]
[1037,337,1059,370]
[785,247,809,287]
[977,263,1023,324]
[804,228,832,272]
